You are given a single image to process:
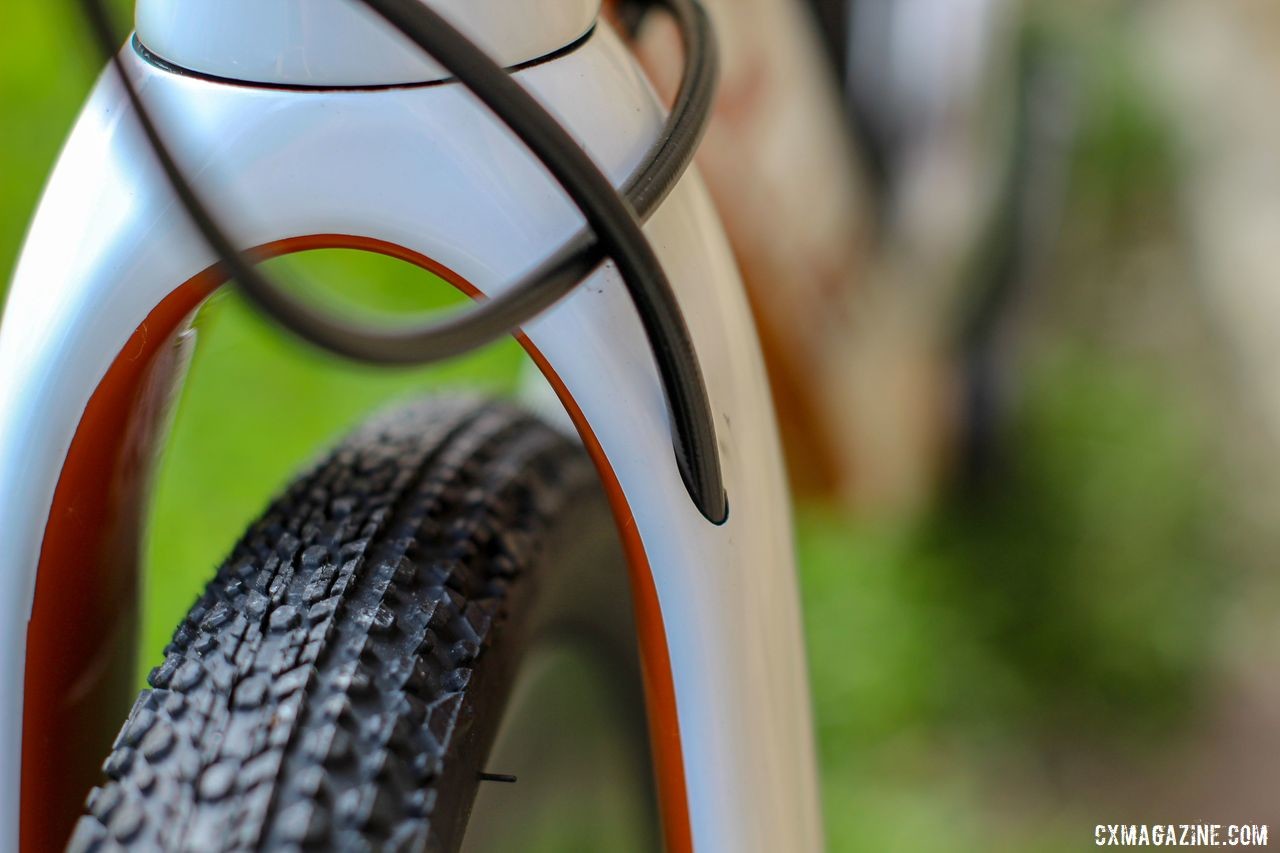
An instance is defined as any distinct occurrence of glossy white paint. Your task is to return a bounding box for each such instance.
[0,24,822,853]
[135,0,601,86]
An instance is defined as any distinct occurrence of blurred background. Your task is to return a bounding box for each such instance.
[4,0,1280,849]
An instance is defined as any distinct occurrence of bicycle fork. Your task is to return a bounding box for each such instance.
[0,22,821,852]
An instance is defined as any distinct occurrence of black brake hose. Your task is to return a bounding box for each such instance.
[77,0,728,523]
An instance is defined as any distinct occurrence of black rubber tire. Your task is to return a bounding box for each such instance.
[66,396,638,852]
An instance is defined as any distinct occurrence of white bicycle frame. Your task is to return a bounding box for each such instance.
[0,2,822,850]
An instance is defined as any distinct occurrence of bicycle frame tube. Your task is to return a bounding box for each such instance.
[0,24,822,853]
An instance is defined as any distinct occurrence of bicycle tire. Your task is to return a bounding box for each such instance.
[65,396,643,851]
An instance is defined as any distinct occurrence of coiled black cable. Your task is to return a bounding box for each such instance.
[77,0,728,522]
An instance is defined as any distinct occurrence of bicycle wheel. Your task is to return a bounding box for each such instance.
[66,396,652,851]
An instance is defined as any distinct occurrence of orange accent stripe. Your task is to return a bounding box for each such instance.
[24,234,692,853]
[22,276,218,852]
[520,335,694,853]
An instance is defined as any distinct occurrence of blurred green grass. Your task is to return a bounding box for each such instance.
[2,4,1228,850]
